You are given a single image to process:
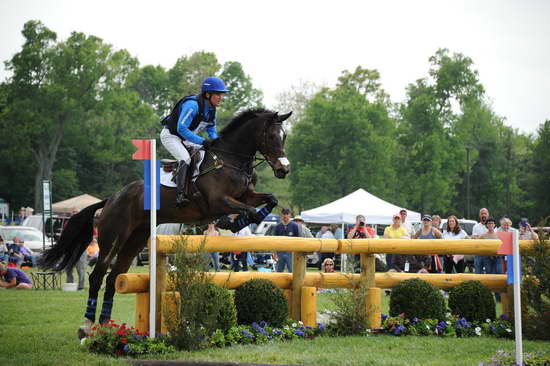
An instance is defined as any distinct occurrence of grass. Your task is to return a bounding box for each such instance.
[0,265,548,366]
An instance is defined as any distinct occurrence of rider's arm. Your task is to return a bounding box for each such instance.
[176,100,205,145]
[205,124,218,140]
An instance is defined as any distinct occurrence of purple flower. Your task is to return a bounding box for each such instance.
[499,314,509,321]
[411,317,419,324]
[318,323,326,331]
[294,330,305,336]
[489,325,496,333]
[272,329,283,336]
[392,325,406,336]
[381,314,388,321]
[123,344,129,353]
[259,321,268,327]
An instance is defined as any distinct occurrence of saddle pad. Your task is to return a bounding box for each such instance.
[159,150,205,188]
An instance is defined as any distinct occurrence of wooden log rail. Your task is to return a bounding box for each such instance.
[117,272,508,294]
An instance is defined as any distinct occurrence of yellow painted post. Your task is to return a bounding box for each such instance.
[135,292,149,333]
[367,288,382,329]
[501,284,514,319]
[283,289,293,319]
[155,253,168,333]
[291,252,307,320]
[161,291,180,335]
[301,286,317,327]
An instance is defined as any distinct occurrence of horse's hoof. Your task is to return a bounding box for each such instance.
[77,319,93,340]
[77,327,88,340]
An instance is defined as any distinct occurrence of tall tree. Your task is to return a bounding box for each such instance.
[287,67,398,210]
[528,120,550,221]
[273,80,321,130]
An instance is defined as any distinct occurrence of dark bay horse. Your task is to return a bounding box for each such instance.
[39,108,292,337]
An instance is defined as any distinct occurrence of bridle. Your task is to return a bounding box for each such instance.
[196,119,286,179]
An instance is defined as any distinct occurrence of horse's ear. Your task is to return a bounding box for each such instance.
[276,111,292,122]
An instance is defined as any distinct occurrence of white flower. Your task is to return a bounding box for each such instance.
[298,321,304,326]
[291,323,297,328]
[446,321,451,325]
[475,327,481,336]
[80,337,87,345]
[446,312,452,319]
[486,319,491,323]
[506,328,512,333]
[426,325,430,330]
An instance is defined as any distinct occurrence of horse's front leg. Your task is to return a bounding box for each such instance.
[240,191,278,208]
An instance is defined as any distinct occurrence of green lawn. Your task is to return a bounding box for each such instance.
[0,266,547,366]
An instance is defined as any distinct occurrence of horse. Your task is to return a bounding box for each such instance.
[39,108,292,338]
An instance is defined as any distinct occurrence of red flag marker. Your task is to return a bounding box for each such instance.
[132,139,151,160]
[497,231,513,255]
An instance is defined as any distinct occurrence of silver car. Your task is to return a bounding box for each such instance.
[0,226,53,253]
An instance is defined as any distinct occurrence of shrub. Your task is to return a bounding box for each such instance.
[190,282,237,333]
[389,278,446,320]
[234,279,288,327]
[448,280,496,322]
[521,219,550,341]
[328,277,370,336]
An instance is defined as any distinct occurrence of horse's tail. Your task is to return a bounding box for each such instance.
[38,199,107,271]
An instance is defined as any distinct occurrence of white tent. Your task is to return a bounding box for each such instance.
[300,188,421,225]
[52,194,102,214]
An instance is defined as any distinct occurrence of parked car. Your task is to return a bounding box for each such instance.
[440,218,477,236]
[253,213,280,236]
[22,214,71,241]
[0,226,53,254]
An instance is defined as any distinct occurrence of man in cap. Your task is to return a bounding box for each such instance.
[272,208,300,272]
[292,215,312,238]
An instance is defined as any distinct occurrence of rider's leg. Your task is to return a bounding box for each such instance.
[160,128,191,207]
[217,200,278,233]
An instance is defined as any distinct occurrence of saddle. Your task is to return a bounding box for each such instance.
[160,152,209,214]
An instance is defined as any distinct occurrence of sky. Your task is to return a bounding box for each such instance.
[1,0,549,134]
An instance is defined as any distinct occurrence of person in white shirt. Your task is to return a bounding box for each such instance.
[399,209,415,237]
[232,226,252,271]
[471,207,490,274]
[442,215,469,273]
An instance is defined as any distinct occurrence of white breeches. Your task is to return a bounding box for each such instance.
[160,128,201,165]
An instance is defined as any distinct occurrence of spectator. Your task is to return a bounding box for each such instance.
[518,218,539,240]
[348,215,376,239]
[9,237,36,267]
[272,208,299,273]
[400,209,415,237]
[203,223,221,272]
[332,224,344,240]
[318,225,336,270]
[391,253,431,273]
[472,207,490,274]
[321,258,335,273]
[383,214,410,271]
[232,225,252,272]
[431,215,442,230]
[347,214,377,272]
[442,215,469,274]
[292,216,313,238]
[87,239,99,267]
[0,262,33,289]
[0,236,8,263]
[413,215,443,273]
[478,217,500,274]
[498,217,517,233]
[315,225,329,238]
[66,251,87,290]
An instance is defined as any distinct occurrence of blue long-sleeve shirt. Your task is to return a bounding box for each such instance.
[176,99,218,145]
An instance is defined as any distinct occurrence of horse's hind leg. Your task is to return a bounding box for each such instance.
[98,225,150,325]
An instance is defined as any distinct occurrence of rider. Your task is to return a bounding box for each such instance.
[160,76,228,207]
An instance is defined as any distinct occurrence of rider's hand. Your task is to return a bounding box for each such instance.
[202,138,217,150]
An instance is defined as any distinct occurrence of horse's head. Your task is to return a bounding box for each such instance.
[257,111,292,179]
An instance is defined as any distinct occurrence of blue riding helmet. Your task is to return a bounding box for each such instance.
[201,76,229,93]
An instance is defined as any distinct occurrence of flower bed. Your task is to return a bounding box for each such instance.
[380,313,514,338]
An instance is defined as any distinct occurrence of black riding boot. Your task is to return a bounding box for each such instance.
[175,161,190,208]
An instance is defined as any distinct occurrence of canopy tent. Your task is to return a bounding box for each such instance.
[52,194,102,214]
[300,188,421,225]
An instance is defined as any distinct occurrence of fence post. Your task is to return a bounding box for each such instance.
[135,292,150,333]
[301,286,317,327]
[155,252,167,334]
[291,252,307,320]
[360,253,379,328]
[283,289,293,319]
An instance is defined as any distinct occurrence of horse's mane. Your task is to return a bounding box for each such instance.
[219,108,273,137]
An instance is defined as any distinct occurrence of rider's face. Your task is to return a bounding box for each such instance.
[208,93,224,107]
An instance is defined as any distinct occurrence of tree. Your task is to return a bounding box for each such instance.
[0,20,152,209]
[287,67,398,210]
[273,80,321,130]
[528,120,550,220]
